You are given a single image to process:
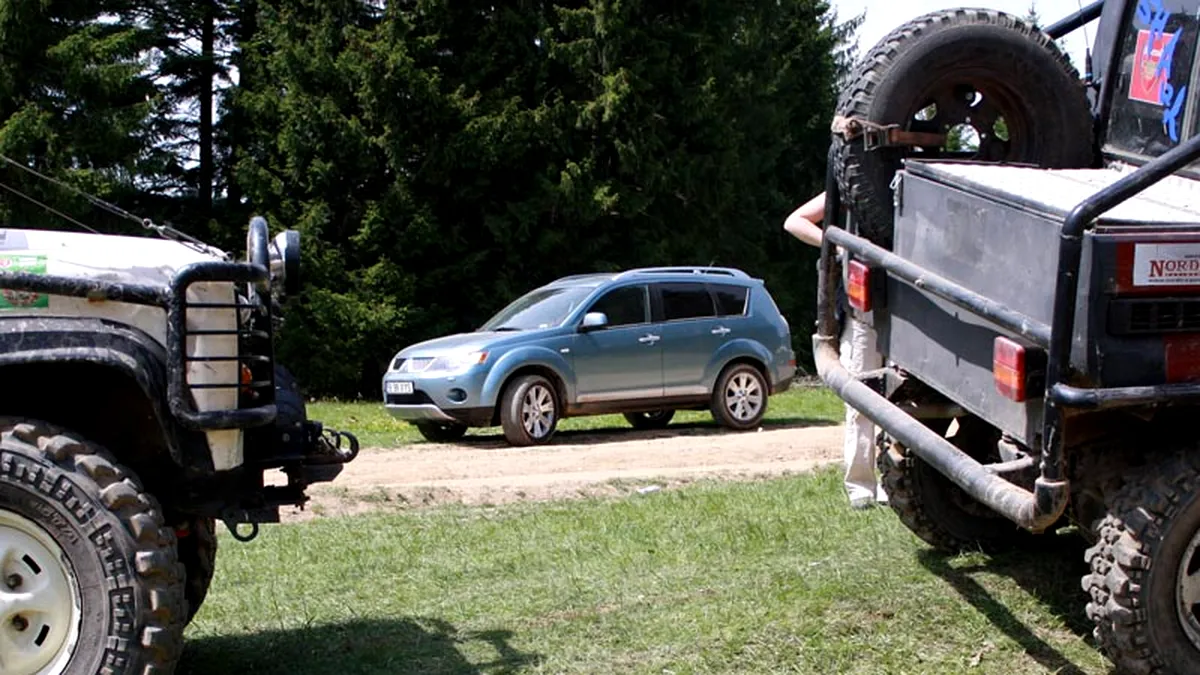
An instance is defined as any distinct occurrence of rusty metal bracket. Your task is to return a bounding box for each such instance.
[832,115,946,151]
[865,126,947,150]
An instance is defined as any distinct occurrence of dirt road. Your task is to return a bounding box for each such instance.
[281,422,843,521]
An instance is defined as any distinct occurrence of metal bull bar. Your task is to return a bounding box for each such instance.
[812,132,1200,532]
[0,224,279,432]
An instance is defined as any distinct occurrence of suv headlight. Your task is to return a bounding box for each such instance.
[268,230,301,296]
[432,351,488,372]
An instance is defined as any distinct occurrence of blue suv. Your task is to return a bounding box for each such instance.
[382,267,796,445]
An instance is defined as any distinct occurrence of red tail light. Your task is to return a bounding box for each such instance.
[993,336,1045,402]
[994,337,1027,401]
[847,260,872,312]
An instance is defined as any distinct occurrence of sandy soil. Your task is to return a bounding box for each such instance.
[278,422,844,521]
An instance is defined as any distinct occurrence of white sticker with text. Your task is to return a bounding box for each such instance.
[1134,243,1200,285]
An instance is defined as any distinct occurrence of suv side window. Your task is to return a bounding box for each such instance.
[711,284,748,317]
[588,285,648,326]
[659,282,717,321]
[1105,0,1200,160]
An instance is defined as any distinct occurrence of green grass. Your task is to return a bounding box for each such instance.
[309,380,844,449]
[181,467,1111,674]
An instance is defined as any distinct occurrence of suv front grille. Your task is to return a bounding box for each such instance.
[393,357,434,373]
[1109,298,1200,335]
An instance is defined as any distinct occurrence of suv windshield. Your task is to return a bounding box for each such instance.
[480,285,596,331]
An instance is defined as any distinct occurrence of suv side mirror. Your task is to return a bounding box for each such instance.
[579,312,609,332]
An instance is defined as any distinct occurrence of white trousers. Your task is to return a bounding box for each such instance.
[839,315,883,505]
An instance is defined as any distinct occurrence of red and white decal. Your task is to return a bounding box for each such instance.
[1129,29,1174,105]
[1133,243,1200,286]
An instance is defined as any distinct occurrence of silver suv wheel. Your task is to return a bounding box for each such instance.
[522,383,556,439]
[724,371,764,422]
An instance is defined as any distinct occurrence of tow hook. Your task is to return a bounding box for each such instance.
[311,425,360,464]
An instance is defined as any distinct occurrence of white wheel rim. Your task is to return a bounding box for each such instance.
[0,509,81,675]
[724,372,763,422]
[1176,527,1200,650]
[521,384,555,438]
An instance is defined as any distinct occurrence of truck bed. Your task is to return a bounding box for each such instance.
[879,160,1200,446]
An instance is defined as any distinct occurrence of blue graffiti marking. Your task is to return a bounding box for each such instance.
[1140,0,1171,51]
[1136,0,1186,142]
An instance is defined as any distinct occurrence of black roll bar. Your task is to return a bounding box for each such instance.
[1044,0,1104,40]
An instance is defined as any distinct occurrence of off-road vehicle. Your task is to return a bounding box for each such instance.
[816,1,1200,672]
[0,166,358,674]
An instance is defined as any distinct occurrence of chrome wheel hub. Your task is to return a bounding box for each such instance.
[521,384,555,438]
[724,373,763,421]
[0,509,80,675]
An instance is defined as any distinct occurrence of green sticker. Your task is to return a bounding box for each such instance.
[0,254,49,309]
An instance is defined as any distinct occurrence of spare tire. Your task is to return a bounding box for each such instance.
[833,8,1095,249]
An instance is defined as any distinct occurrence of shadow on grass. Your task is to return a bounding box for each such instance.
[179,617,541,675]
[455,417,839,449]
[918,534,1107,675]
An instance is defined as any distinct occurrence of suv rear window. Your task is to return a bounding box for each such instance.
[1105,0,1200,160]
[659,282,717,321]
[712,284,748,316]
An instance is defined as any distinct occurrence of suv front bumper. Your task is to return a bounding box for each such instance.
[382,367,494,427]
[385,403,459,422]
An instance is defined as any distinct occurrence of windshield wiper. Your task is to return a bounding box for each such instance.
[491,326,523,332]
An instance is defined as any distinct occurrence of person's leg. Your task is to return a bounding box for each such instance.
[840,316,878,508]
[859,318,885,503]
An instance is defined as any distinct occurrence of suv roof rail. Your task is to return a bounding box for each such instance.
[617,266,751,279]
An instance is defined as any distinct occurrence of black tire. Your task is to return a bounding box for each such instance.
[177,516,218,624]
[834,8,1094,249]
[1083,451,1200,674]
[710,363,768,431]
[623,410,675,430]
[878,416,1037,553]
[415,421,469,443]
[500,374,559,446]
[0,418,185,674]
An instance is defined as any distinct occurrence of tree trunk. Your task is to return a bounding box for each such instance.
[198,0,215,219]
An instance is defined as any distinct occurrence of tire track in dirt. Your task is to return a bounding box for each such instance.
[281,424,843,521]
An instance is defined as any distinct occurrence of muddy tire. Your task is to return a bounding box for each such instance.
[834,8,1094,249]
[0,418,186,674]
[710,363,768,430]
[414,421,469,443]
[500,375,559,446]
[1083,451,1200,674]
[177,516,217,624]
[623,410,675,430]
[878,416,1037,553]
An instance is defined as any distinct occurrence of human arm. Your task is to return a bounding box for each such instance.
[783,191,825,248]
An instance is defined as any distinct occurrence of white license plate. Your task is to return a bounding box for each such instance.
[386,381,414,395]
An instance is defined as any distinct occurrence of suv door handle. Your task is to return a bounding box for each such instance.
[638,334,661,344]
[711,326,731,336]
